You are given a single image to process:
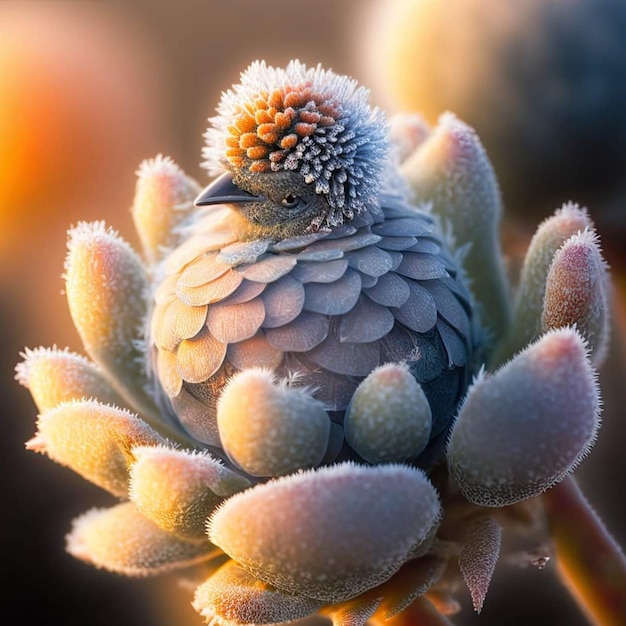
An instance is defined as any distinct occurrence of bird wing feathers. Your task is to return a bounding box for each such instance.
[151,193,473,446]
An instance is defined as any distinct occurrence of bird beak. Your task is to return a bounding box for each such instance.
[194,172,264,206]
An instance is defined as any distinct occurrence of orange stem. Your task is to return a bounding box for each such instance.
[542,477,626,626]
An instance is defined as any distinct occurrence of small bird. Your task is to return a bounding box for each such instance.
[151,60,474,463]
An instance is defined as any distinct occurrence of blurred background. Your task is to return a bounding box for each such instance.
[2,1,625,624]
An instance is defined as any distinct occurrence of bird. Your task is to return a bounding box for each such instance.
[150,60,475,467]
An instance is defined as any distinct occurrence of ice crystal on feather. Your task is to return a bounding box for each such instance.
[17,60,610,625]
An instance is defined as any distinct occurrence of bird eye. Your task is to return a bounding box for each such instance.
[280,194,300,209]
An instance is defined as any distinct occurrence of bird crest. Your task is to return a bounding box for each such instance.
[203,60,389,227]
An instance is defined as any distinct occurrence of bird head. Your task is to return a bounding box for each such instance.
[197,60,389,240]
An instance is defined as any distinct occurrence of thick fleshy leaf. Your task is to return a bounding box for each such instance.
[344,363,432,463]
[15,347,126,412]
[448,328,600,506]
[193,561,323,626]
[26,400,165,497]
[65,222,161,425]
[459,517,502,613]
[324,598,382,626]
[542,229,610,366]
[129,446,251,539]
[498,202,592,363]
[401,113,510,343]
[217,369,330,477]
[377,556,447,618]
[388,112,430,163]
[131,155,201,264]
[208,462,441,603]
[66,503,214,576]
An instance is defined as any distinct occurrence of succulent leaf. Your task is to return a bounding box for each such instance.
[498,202,592,363]
[448,327,601,507]
[129,445,251,539]
[216,368,331,477]
[27,399,165,497]
[459,516,502,613]
[401,112,510,345]
[323,597,382,626]
[66,503,215,576]
[388,112,430,163]
[193,561,323,626]
[131,154,202,264]
[208,462,441,603]
[376,555,447,618]
[542,229,610,366]
[344,363,432,463]
[64,222,162,426]
[15,346,126,412]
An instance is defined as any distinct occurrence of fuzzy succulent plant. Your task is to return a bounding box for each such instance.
[16,60,624,625]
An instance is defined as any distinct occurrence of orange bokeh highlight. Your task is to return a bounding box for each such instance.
[0,2,172,349]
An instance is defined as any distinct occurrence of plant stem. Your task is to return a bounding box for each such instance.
[542,477,626,626]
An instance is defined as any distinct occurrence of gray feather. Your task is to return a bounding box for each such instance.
[279,353,359,411]
[295,249,345,262]
[170,387,221,446]
[227,332,284,370]
[396,252,449,281]
[436,319,468,368]
[300,232,382,254]
[264,311,330,352]
[392,282,437,333]
[376,235,418,251]
[271,232,328,252]
[372,217,434,238]
[178,252,230,287]
[238,254,297,283]
[261,275,305,328]
[364,272,411,308]
[206,297,265,343]
[358,273,379,288]
[303,269,362,315]
[176,269,244,306]
[217,238,271,266]
[346,246,394,277]
[219,279,266,305]
[339,295,395,343]
[308,335,380,377]
[322,224,359,240]
[405,239,441,255]
[164,232,237,275]
[423,279,472,339]
[290,258,349,284]
[176,327,227,383]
